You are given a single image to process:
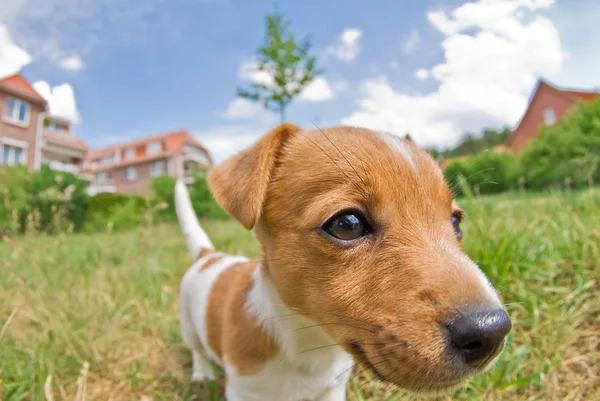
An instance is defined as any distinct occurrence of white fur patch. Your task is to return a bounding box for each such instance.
[226,264,354,401]
[377,131,417,171]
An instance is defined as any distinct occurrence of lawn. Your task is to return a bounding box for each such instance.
[1,190,599,401]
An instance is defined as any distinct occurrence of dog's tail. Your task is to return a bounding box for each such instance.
[175,180,214,260]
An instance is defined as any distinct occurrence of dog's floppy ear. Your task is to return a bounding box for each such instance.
[207,123,301,230]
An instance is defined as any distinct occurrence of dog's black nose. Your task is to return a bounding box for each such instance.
[448,309,511,366]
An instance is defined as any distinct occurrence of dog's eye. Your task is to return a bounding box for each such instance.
[323,213,369,241]
[452,214,463,240]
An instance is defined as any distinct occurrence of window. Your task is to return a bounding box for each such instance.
[146,141,162,155]
[3,97,31,126]
[150,161,165,177]
[124,148,136,160]
[1,145,26,166]
[543,107,557,125]
[125,166,137,181]
[96,172,110,184]
[100,153,116,165]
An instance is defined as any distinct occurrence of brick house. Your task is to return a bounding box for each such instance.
[42,115,89,173]
[0,73,88,172]
[508,79,599,154]
[0,74,47,169]
[86,131,213,195]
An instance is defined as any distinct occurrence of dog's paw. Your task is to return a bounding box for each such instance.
[191,371,215,382]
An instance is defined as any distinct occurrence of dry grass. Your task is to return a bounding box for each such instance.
[1,190,599,400]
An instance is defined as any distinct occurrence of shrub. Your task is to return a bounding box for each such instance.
[466,151,520,194]
[0,166,31,235]
[28,165,89,233]
[150,175,177,221]
[444,151,520,196]
[188,175,230,220]
[85,192,148,232]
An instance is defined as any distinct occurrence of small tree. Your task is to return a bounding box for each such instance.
[237,11,322,122]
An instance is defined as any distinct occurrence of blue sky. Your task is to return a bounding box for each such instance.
[1,0,599,161]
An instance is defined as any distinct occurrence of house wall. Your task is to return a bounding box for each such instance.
[0,93,44,170]
[103,158,169,195]
[509,83,578,154]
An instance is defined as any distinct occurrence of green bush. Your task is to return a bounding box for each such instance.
[147,175,229,221]
[150,175,177,221]
[520,97,600,190]
[0,166,31,235]
[85,192,149,232]
[188,176,229,220]
[467,151,520,194]
[444,152,520,196]
[28,165,89,233]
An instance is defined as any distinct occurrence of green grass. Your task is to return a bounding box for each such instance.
[1,190,599,401]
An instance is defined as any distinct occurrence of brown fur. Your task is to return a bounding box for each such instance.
[197,248,214,259]
[198,253,226,272]
[206,261,279,375]
[206,124,506,391]
[207,123,301,230]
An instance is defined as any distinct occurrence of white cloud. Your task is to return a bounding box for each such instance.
[390,61,400,70]
[0,24,32,78]
[222,97,275,123]
[239,61,274,87]
[57,55,85,71]
[402,29,420,55]
[195,125,267,163]
[415,69,429,80]
[327,29,362,62]
[33,81,80,123]
[343,0,564,149]
[299,77,334,101]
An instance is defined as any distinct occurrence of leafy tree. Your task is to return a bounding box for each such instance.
[237,11,322,122]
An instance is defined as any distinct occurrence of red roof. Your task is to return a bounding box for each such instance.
[43,133,89,151]
[0,74,46,104]
[563,90,599,102]
[89,130,211,162]
[538,80,600,103]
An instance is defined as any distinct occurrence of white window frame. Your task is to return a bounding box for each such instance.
[146,141,162,155]
[124,147,136,160]
[1,139,28,166]
[125,166,137,181]
[150,160,165,177]
[543,107,557,125]
[3,96,31,127]
[96,172,110,184]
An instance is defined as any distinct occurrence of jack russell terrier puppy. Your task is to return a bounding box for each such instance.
[175,124,511,401]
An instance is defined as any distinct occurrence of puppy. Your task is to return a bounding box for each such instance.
[175,124,511,401]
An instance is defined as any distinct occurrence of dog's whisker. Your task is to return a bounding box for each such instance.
[292,322,377,334]
[299,131,370,199]
[297,340,387,355]
[285,307,382,328]
[313,123,370,194]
